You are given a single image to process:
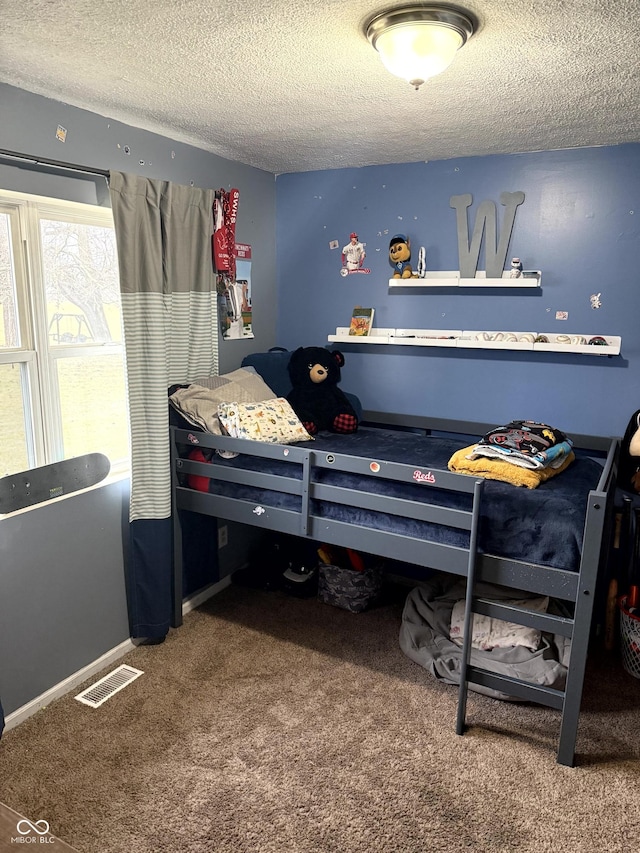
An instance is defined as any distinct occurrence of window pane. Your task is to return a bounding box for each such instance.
[0,362,31,476]
[0,212,20,348]
[40,218,122,345]
[56,353,129,463]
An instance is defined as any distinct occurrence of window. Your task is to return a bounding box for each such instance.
[0,189,129,478]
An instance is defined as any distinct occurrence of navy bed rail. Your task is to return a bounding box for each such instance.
[171,426,485,585]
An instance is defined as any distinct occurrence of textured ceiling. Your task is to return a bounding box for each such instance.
[1,0,639,174]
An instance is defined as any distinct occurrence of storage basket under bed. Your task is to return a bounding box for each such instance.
[318,563,383,613]
[619,595,640,680]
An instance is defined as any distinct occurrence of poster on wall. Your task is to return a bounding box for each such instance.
[218,243,253,340]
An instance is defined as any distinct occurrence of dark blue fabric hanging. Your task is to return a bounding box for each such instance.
[127,518,173,640]
[126,505,220,639]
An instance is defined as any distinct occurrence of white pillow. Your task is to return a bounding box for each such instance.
[217,398,314,444]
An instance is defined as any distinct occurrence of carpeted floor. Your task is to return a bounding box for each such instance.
[1,581,639,853]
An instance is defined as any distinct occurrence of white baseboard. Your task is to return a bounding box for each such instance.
[4,638,136,733]
[182,574,232,615]
[3,575,234,734]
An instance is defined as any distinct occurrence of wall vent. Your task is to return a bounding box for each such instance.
[74,665,143,708]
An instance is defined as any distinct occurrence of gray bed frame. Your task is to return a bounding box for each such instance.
[170,411,618,767]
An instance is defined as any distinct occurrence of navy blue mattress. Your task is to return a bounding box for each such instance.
[201,428,604,573]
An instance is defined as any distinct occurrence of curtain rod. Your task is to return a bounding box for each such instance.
[0,148,110,179]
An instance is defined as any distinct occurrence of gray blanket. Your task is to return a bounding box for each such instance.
[399,574,571,701]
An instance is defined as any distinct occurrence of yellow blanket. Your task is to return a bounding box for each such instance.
[448,445,575,489]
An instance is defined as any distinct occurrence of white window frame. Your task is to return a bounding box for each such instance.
[0,188,129,476]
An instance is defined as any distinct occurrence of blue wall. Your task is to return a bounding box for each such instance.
[276,146,640,438]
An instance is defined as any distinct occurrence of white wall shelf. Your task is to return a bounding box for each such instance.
[388,270,541,288]
[328,328,621,356]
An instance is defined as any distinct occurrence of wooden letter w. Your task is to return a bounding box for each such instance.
[450,191,525,279]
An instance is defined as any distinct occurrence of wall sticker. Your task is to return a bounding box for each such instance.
[340,232,370,276]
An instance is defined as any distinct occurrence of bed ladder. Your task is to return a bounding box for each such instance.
[455,513,603,767]
[455,439,615,767]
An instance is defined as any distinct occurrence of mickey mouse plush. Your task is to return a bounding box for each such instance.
[287,347,358,436]
[619,408,640,494]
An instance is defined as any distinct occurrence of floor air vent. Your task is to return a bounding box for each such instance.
[75,665,144,708]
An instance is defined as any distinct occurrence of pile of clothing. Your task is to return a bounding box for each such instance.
[448,419,574,488]
[400,575,570,700]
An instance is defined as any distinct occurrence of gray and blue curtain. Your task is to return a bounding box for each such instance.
[110,171,219,640]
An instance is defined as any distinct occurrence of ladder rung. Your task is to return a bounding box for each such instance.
[473,598,574,638]
[466,665,565,709]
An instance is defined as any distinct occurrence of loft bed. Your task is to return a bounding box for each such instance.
[169,356,618,767]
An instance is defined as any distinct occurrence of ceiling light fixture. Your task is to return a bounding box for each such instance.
[365,4,475,90]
